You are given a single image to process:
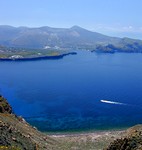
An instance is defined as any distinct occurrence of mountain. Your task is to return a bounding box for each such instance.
[0,25,142,52]
[0,25,118,49]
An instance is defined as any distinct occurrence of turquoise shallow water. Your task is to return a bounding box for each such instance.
[0,51,142,132]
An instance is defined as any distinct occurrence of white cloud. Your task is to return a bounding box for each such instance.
[91,24,142,39]
[92,24,142,33]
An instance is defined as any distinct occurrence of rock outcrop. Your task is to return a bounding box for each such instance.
[105,125,142,150]
[0,95,12,114]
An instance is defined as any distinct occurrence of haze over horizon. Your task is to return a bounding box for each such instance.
[1,0,142,39]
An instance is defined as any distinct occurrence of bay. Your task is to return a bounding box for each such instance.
[0,50,142,132]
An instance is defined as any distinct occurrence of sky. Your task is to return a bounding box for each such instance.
[0,0,142,39]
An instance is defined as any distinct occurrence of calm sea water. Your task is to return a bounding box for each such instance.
[0,50,142,132]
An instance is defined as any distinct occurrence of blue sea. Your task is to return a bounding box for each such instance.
[0,50,142,132]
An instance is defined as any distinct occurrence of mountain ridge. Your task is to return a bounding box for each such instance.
[0,25,142,52]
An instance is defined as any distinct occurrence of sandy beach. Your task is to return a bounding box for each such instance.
[49,129,126,150]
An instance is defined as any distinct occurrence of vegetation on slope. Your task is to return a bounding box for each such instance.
[105,125,142,150]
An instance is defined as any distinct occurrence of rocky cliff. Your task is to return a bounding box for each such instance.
[0,95,12,114]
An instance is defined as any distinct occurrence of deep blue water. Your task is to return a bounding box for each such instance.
[0,51,142,132]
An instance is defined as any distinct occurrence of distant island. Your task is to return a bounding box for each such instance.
[0,25,142,60]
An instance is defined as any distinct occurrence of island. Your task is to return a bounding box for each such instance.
[0,25,142,56]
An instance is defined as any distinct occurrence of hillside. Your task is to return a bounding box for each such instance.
[92,37,142,53]
[0,25,118,49]
[105,125,142,150]
[0,25,142,52]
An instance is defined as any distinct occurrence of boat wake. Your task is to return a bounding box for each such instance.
[100,100,127,105]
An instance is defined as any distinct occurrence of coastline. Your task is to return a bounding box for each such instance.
[44,124,129,134]
[0,52,77,61]
[48,128,126,137]
[39,124,129,140]
[48,128,126,150]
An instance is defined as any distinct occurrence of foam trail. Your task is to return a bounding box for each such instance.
[100,100,127,105]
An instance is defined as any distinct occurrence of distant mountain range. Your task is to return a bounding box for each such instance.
[0,25,142,52]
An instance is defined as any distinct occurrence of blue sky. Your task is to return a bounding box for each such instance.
[0,0,142,39]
